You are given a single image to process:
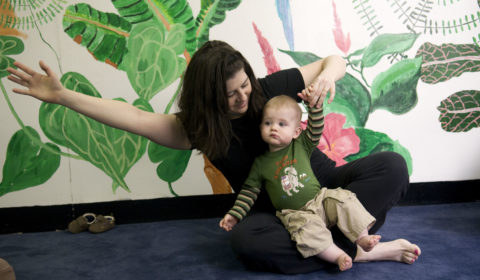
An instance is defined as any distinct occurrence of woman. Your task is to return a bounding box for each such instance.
[7,40,419,274]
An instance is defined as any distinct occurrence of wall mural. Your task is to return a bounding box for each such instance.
[0,0,479,199]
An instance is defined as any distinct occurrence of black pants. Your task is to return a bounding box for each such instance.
[230,151,410,274]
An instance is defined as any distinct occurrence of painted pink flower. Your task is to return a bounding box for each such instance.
[252,22,281,74]
[332,0,351,55]
[302,113,360,166]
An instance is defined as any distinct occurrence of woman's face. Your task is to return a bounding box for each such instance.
[225,69,251,119]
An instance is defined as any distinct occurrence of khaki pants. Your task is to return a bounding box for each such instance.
[276,187,376,258]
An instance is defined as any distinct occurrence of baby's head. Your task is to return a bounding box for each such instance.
[263,95,302,124]
[261,95,303,152]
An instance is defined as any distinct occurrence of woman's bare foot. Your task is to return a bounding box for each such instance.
[356,235,381,252]
[337,253,353,271]
[354,238,421,264]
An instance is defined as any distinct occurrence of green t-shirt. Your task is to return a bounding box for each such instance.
[245,132,321,210]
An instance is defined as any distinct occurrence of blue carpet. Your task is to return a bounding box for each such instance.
[1,202,479,280]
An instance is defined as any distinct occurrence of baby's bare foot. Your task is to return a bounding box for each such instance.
[356,235,381,252]
[337,254,352,271]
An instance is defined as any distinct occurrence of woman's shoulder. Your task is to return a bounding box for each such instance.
[258,68,304,100]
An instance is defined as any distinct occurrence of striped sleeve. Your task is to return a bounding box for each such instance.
[305,105,324,145]
[227,185,261,221]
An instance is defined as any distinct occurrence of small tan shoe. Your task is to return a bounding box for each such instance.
[67,213,96,233]
[89,215,115,233]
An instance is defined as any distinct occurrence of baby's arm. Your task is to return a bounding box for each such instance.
[302,85,325,146]
[219,185,261,231]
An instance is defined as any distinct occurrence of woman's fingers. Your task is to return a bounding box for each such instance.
[7,66,29,82]
[13,61,37,76]
[39,60,56,78]
[7,74,27,87]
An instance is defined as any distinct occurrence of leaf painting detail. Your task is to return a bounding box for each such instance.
[352,0,383,37]
[275,0,294,51]
[1,0,66,31]
[332,0,350,55]
[345,127,413,175]
[113,0,197,57]
[278,49,321,67]
[438,90,480,132]
[0,127,61,197]
[148,143,192,185]
[63,3,132,68]
[38,72,153,192]
[195,0,242,53]
[253,22,280,74]
[0,36,24,78]
[328,73,371,127]
[371,57,422,114]
[362,33,419,68]
[122,22,186,101]
[416,42,480,84]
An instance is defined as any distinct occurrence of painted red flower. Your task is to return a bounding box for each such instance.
[302,113,360,166]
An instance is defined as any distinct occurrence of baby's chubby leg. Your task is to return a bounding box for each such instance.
[316,244,353,271]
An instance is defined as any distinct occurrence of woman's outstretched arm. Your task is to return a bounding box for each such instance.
[297,55,346,106]
[7,61,191,150]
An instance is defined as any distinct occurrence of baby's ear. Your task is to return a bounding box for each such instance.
[293,126,302,139]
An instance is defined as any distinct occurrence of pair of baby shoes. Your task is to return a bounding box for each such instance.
[67,213,115,234]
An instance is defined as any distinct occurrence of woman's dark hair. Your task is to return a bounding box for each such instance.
[177,40,266,160]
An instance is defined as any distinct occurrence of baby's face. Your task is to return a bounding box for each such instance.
[260,106,301,152]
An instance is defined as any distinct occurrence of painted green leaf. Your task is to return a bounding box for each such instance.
[0,127,61,197]
[195,0,242,50]
[39,72,153,192]
[63,3,131,67]
[416,42,480,84]
[345,127,412,175]
[0,36,24,78]
[278,49,321,66]
[325,73,371,127]
[437,90,480,132]
[371,57,422,114]
[122,22,186,101]
[112,0,197,55]
[362,33,419,68]
[148,143,192,183]
[110,0,154,24]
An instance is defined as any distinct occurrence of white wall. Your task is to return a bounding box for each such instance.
[1,0,479,208]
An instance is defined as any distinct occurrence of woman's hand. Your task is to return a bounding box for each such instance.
[297,55,345,108]
[7,60,65,104]
[219,214,238,231]
[298,71,337,108]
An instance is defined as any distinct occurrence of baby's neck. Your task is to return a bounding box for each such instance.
[268,143,290,153]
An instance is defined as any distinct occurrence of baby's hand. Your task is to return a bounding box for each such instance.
[298,73,336,107]
[219,214,238,231]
